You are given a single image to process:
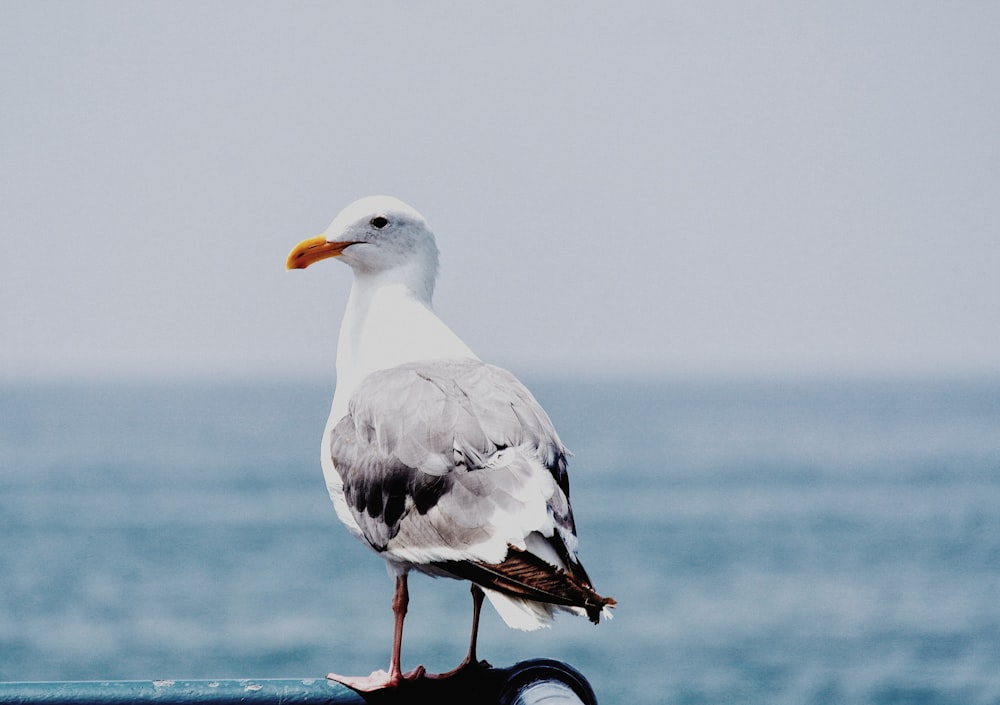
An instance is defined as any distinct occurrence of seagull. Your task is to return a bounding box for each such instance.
[286,195,615,691]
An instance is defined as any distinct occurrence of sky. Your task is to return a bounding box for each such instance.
[2,1,999,381]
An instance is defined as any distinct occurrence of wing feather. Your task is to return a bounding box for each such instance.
[329,360,573,562]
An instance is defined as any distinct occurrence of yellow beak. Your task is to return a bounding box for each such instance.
[286,236,357,270]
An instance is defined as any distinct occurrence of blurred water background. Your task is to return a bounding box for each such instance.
[1,376,999,705]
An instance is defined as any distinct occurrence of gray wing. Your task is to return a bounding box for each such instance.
[328,359,577,566]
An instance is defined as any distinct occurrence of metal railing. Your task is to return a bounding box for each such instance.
[0,659,597,705]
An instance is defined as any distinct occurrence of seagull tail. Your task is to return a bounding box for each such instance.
[435,545,617,629]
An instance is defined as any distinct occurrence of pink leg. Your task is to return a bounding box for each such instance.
[426,584,488,679]
[327,574,426,691]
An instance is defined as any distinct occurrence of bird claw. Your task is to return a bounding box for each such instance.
[422,657,491,681]
[326,665,427,692]
[402,665,427,680]
[326,669,396,691]
[326,660,489,691]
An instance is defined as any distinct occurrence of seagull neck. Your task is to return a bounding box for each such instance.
[340,268,435,353]
[331,265,477,423]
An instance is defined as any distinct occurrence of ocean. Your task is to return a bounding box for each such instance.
[1,376,998,704]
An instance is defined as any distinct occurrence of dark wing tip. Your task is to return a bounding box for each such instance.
[586,594,617,624]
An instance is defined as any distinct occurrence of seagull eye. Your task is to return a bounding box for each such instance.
[370,216,389,229]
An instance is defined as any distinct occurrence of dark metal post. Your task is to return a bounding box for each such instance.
[495,659,597,705]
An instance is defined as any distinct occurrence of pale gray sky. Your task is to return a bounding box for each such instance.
[2,2,999,380]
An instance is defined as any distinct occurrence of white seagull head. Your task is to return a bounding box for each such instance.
[287,195,440,288]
